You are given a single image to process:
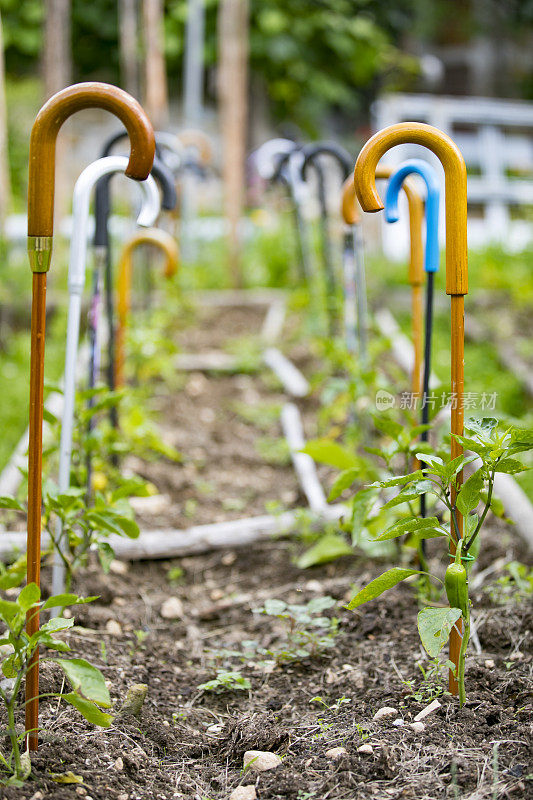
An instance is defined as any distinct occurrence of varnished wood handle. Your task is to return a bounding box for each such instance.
[28,82,155,237]
[115,229,180,387]
[354,122,467,296]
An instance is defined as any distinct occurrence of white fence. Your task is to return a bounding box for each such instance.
[372,93,533,258]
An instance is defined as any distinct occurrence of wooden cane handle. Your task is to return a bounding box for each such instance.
[354,122,467,296]
[28,82,155,237]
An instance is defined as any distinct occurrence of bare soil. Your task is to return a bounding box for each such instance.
[1,300,532,799]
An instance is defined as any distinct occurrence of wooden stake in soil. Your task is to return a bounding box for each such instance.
[342,169,424,392]
[115,228,180,387]
[218,0,249,286]
[25,82,155,750]
[354,122,468,695]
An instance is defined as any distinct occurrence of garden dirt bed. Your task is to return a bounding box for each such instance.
[5,530,532,800]
[123,300,331,530]
[2,299,532,800]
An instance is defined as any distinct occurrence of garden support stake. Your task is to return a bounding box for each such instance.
[342,167,424,391]
[115,228,180,388]
[354,122,468,695]
[302,145,350,336]
[385,158,441,522]
[26,81,155,750]
[341,177,367,361]
[94,132,177,410]
[51,157,160,608]
[271,145,312,284]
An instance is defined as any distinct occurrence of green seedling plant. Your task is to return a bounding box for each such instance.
[197,669,251,694]
[253,597,339,664]
[0,484,140,592]
[344,417,533,705]
[488,561,533,605]
[0,585,112,785]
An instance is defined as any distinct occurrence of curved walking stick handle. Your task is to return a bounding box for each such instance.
[342,167,424,287]
[385,158,440,274]
[28,82,155,238]
[178,128,213,165]
[302,142,353,180]
[354,122,467,295]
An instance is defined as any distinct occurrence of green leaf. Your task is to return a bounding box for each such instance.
[17,583,41,612]
[456,470,484,515]
[443,454,478,484]
[40,617,74,634]
[345,568,423,610]
[98,542,115,574]
[417,607,462,657]
[0,599,19,624]
[328,467,359,501]
[62,693,113,727]
[42,594,96,611]
[301,440,359,470]
[297,533,352,569]
[415,453,444,473]
[113,515,140,539]
[375,516,443,541]
[368,470,423,489]
[54,659,111,707]
[0,496,25,511]
[465,417,498,437]
[262,599,287,616]
[381,481,435,511]
[373,416,403,439]
[452,435,489,457]
[494,458,528,475]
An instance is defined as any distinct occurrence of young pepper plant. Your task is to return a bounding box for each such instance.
[344,418,533,704]
[0,485,140,591]
[0,585,112,785]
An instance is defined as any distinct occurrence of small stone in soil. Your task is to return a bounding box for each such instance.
[325,747,347,759]
[229,787,257,800]
[484,659,495,668]
[373,707,398,721]
[161,596,184,619]
[358,744,374,754]
[410,722,426,733]
[119,683,148,717]
[105,619,122,636]
[243,750,282,772]
[114,757,124,770]
[109,559,129,575]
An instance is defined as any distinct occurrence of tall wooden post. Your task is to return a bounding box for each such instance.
[218,0,249,287]
[142,0,169,128]
[119,0,140,98]
[42,0,73,222]
[0,13,10,234]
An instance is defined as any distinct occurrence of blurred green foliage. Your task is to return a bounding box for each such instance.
[1,0,418,132]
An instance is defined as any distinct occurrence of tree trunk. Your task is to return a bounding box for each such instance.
[42,0,72,223]
[119,0,140,98]
[142,0,169,128]
[0,13,11,234]
[218,0,249,287]
[43,0,72,99]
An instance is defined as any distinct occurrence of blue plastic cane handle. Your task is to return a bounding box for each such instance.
[384,158,440,274]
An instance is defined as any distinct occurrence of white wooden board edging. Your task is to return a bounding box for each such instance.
[281,402,327,513]
[0,505,346,562]
[263,348,310,397]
